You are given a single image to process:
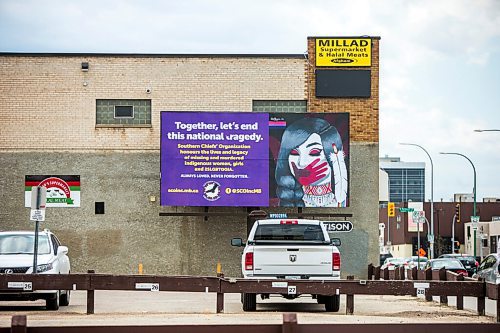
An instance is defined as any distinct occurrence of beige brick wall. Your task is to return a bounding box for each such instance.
[0,55,306,150]
[307,37,380,143]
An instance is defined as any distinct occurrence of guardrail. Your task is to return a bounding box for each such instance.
[3,313,500,333]
[368,263,500,321]
[0,268,498,322]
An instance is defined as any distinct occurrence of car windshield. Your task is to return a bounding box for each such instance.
[254,224,325,242]
[432,259,463,269]
[409,256,428,262]
[0,234,51,255]
[458,256,476,262]
[385,258,405,265]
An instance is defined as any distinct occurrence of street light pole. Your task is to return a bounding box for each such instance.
[400,143,434,259]
[474,129,500,132]
[439,152,477,258]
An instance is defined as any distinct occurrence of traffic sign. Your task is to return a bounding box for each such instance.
[399,207,415,213]
[471,216,480,223]
[30,209,45,222]
[30,186,47,210]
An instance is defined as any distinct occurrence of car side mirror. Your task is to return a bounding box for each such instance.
[57,246,68,256]
[231,238,245,247]
[331,238,341,246]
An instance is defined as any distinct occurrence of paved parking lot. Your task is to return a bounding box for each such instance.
[0,291,496,326]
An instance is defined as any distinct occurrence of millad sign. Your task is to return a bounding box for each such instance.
[315,38,371,67]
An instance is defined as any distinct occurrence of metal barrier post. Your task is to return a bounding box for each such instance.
[383,267,389,280]
[367,264,373,280]
[456,273,464,310]
[424,269,433,302]
[374,266,381,280]
[346,275,354,315]
[475,277,485,316]
[87,270,95,315]
[496,283,500,323]
[11,315,27,333]
[282,313,298,333]
[438,267,447,304]
[216,271,224,313]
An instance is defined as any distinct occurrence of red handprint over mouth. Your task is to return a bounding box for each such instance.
[291,158,328,186]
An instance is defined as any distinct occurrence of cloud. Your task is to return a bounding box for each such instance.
[1,0,499,200]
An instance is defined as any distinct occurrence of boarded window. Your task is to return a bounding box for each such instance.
[315,70,371,98]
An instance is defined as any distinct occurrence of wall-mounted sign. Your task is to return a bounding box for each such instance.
[25,175,80,208]
[315,38,371,67]
[322,221,353,232]
[160,112,350,208]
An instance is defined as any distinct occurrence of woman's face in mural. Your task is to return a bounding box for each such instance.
[288,133,331,186]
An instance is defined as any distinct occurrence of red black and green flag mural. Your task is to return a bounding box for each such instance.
[25,175,80,207]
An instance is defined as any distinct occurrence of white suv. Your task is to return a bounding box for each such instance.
[0,230,71,310]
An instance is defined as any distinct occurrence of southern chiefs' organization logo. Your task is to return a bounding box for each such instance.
[203,181,221,201]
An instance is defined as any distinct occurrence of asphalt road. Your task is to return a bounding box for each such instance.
[0,291,496,326]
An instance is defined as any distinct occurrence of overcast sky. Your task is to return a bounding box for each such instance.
[1,0,499,202]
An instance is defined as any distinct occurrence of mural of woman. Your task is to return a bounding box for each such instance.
[275,117,348,207]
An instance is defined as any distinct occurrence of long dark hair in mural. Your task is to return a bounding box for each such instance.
[271,115,349,207]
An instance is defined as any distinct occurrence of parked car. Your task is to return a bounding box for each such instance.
[404,256,428,270]
[381,257,406,270]
[438,253,478,277]
[379,253,393,266]
[0,230,71,310]
[424,258,468,276]
[474,253,500,284]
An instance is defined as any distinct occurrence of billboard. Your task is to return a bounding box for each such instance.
[161,112,349,207]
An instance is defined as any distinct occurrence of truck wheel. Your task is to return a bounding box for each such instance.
[324,295,340,312]
[59,290,70,306]
[242,293,256,311]
[317,295,326,304]
[46,292,60,311]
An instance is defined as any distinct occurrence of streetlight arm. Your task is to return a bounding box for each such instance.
[440,151,478,258]
[439,152,477,214]
[400,142,434,259]
[400,143,434,169]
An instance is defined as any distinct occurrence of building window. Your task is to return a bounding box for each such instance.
[252,100,307,113]
[96,99,151,127]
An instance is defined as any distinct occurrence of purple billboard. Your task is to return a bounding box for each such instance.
[161,112,349,207]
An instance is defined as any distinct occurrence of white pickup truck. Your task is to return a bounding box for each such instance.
[231,219,341,312]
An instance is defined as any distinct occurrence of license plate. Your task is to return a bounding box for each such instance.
[285,276,301,280]
[466,266,471,269]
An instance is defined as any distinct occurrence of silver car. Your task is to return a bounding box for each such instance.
[474,253,500,284]
[0,230,71,309]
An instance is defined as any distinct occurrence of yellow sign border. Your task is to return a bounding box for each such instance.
[315,38,371,67]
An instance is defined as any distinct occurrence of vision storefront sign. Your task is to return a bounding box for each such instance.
[315,38,371,67]
[160,112,349,208]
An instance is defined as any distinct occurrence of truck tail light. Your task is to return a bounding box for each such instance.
[280,220,298,224]
[332,252,341,271]
[245,252,254,270]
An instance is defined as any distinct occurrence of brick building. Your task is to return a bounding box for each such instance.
[0,37,380,277]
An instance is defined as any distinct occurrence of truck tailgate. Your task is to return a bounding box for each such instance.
[253,245,332,276]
